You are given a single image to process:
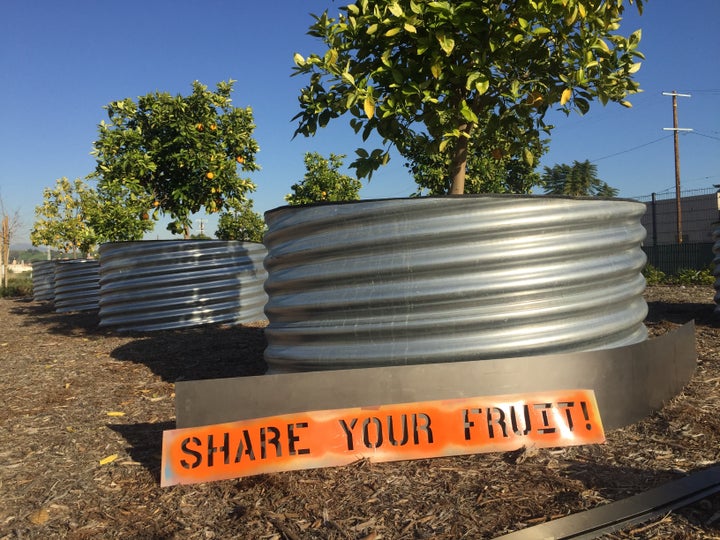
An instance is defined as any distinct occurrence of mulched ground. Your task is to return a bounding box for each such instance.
[1,285,719,539]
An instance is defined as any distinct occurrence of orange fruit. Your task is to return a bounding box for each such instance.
[153,200,160,207]
[236,156,245,164]
[210,124,217,131]
[196,123,203,131]
[206,172,214,180]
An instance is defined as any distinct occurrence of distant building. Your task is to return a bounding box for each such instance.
[639,188,720,246]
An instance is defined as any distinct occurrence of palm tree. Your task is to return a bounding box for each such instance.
[542,160,618,197]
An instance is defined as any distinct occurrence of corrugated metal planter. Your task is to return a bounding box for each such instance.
[263,195,649,372]
[713,226,720,313]
[98,240,268,331]
[54,259,101,313]
[32,260,56,302]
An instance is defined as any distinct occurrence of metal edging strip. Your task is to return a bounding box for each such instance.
[494,465,720,539]
[174,322,696,431]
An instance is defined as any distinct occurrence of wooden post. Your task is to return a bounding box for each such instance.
[671,92,683,244]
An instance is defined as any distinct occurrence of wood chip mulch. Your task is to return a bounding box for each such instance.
[1,285,719,539]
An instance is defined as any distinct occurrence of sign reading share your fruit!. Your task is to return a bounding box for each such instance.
[161,389,604,487]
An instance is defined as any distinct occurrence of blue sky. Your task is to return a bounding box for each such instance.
[1,0,719,245]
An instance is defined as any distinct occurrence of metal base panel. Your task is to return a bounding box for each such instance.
[175,322,696,431]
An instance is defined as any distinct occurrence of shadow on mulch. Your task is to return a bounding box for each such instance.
[108,421,174,481]
[9,297,268,382]
[109,325,268,382]
[646,301,718,327]
[9,298,106,335]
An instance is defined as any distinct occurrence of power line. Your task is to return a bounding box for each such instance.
[589,135,673,163]
[690,130,720,142]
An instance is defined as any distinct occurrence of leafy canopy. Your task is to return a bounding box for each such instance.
[92,80,260,236]
[285,152,363,205]
[31,178,98,257]
[84,181,156,243]
[542,159,618,197]
[293,0,645,194]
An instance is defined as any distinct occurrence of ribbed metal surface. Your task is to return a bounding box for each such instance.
[98,240,268,331]
[54,259,101,313]
[263,195,649,372]
[713,226,720,313]
[32,260,56,302]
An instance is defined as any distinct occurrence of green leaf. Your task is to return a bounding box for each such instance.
[388,2,403,17]
[475,78,489,95]
[293,53,305,66]
[325,49,339,65]
[460,101,478,123]
[367,23,379,35]
[431,62,442,79]
[385,27,402,37]
[575,97,590,114]
[341,71,356,85]
[437,34,455,55]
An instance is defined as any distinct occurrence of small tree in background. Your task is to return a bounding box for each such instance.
[292,0,645,194]
[1,193,22,289]
[403,131,547,196]
[92,80,260,237]
[31,178,97,258]
[285,152,362,205]
[542,160,618,197]
[215,200,266,243]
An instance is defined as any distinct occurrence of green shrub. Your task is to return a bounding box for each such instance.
[674,267,716,286]
[0,271,33,298]
[642,264,666,286]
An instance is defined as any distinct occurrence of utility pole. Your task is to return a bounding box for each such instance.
[196,219,207,238]
[662,91,692,244]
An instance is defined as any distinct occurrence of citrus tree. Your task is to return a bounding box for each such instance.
[31,178,97,258]
[215,200,266,242]
[285,152,362,205]
[542,159,618,197]
[84,181,156,243]
[292,0,645,194]
[92,80,260,237]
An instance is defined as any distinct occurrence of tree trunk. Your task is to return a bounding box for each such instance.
[1,216,8,289]
[449,126,470,195]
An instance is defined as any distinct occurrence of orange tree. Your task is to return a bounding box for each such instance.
[31,178,98,258]
[215,200,266,243]
[285,152,362,205]
[92,80,260,237]
[292,0,645,194]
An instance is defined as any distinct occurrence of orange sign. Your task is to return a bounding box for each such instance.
[161,389,604,486]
